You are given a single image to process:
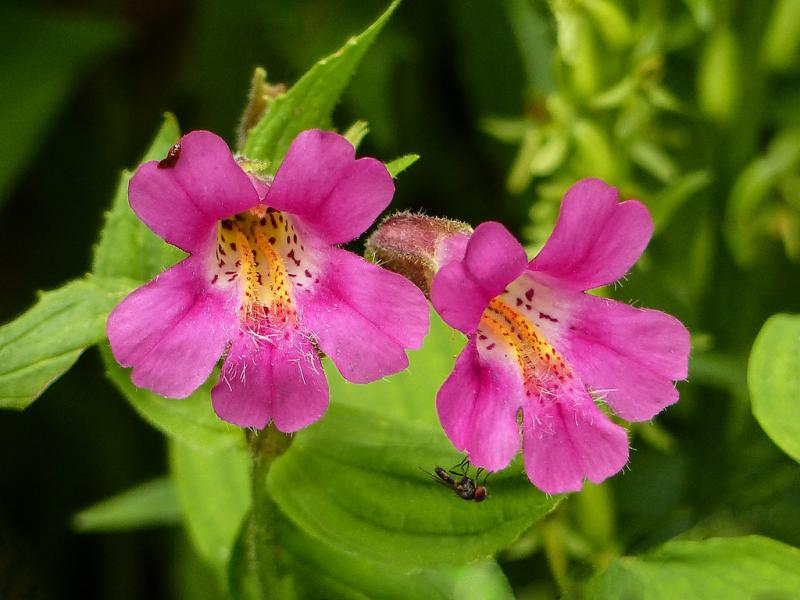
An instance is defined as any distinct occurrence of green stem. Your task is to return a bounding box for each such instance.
[245,424,292,598]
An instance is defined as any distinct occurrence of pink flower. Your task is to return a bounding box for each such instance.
[430,179,690,494]
[107,129,429,432]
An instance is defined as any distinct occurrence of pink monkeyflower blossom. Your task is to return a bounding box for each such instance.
[107,129,429,432]
[430,179,690,494]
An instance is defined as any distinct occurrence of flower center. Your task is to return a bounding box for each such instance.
[213,208,317,326]
[477,283,573,398]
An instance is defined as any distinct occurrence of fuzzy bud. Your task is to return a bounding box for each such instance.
[237,67,288,150]
[365,212,473,297]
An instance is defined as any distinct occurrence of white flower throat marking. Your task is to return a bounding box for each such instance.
[212,208,318,327]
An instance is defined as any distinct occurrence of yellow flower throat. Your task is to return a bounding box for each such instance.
[213,208,315,325]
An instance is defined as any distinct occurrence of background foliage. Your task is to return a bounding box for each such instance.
[1,0,800,598]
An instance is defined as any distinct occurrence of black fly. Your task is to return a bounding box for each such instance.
[424,457,488,502]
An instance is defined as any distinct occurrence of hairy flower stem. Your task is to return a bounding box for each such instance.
[245,425,292,598]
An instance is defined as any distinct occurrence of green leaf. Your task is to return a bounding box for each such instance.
[761,0,800,72]
[268,404,560,569]
[385,153,420,178]
[748,314,800,463]
[529,131,568,176]
[0,276,136,410]
[651,171,712,235]
[0,9,126,204]
[175,533,229,600]
[697,26,740,123]
[586,536,800,599]
[274,513,514,600]
[225,475,514,599]
[628,140,679,184]
[242,1,399,168]
[170,440,250,582]
[72,477,180,532]
[101,346,242,452]
[572,119,616,180]
[725,130,800,264]
[507,128,541,194]
[230,516,515,600]
[580,0,632,49]
[327,310,463,425]
[342,120,370,149]
[481,116,529,143]
[92,113,185,281]
[681,0,714,30]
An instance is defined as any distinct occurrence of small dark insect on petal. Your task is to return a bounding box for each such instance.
[157,142,182,169]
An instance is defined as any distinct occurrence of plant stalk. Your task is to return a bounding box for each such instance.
[245,424,292,598]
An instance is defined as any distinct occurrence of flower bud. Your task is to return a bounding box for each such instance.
[365,212,473,297]
[237,67,287,150]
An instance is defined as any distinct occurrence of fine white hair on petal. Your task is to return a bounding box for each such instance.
[590,387,620,401]
[287,357,307,385]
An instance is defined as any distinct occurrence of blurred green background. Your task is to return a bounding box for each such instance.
[1,0,799,598]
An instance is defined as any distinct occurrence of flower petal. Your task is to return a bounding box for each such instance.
[107,257,238,397]
[298,247,429,383]
[529,179,653,291]
[437,339,523,471]
[430,262,491,335]
[431,222,527,334]
[522,389,629,494]
[265,129,394,245]
[560,293,690,421]
[211,332,329,432]
[129,131,259,253]
[435,231,470,269]
[464,222,529,296]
